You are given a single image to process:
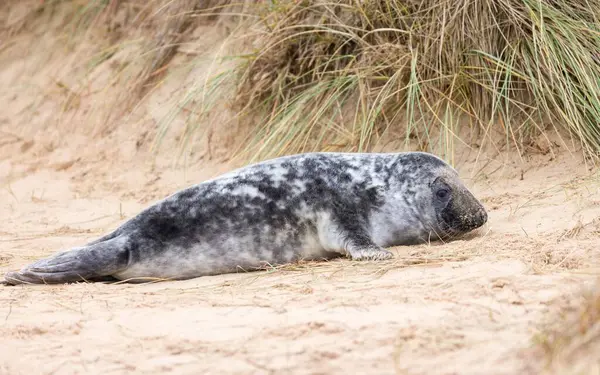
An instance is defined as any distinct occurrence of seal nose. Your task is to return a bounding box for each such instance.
[472,207,487,228]
[461,207,487,231]
[480,208,488,225]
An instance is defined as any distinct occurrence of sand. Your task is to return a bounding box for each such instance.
[2,120,600,375]
[1,11,600,375]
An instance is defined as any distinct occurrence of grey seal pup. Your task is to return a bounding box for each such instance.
[4,151,487,285]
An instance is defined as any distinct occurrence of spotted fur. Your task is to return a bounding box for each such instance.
[4,152,487,285]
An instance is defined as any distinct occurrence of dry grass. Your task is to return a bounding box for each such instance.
[534,279,600,375]
[0,0,256,137]
[228,0,600,162]
[77,228,593,288]
[4,1,600,164]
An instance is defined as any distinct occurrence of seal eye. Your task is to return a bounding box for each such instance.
[436,188,449,200]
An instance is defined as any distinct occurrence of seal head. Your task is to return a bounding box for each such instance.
[423,168,487,241]
[366,152,487,247]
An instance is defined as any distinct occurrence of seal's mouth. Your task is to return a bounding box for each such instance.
[436,197,488,239]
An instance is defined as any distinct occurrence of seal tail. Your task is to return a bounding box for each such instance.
[4,236,130,285]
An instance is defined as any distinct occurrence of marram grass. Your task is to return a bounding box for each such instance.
[230,0,600,161]
[4,0,600,163]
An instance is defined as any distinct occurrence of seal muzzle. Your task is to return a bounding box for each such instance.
[431,175,488,238]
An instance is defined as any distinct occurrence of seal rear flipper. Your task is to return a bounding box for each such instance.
[4,236,130,285]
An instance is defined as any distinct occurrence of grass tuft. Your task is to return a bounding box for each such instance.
[534,279,600,375]
[230,0,600,162]
[4,1,600,163]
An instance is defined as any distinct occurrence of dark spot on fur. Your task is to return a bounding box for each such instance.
[143,217,182,242]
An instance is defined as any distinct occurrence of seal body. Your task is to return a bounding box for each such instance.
[4,152,487,285]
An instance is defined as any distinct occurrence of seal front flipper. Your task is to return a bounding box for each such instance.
[344,233,394,261]
[4,236,130,285]
[327,221,393,261]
